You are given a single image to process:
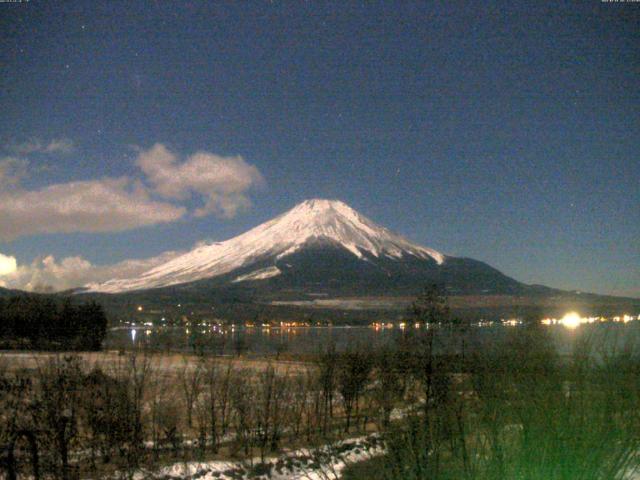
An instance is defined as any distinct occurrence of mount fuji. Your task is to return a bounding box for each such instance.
[86,199,525,297]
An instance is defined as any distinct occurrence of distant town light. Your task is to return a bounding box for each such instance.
[560,312,582,329]
[502,318,521,327]
[137,305,143,312]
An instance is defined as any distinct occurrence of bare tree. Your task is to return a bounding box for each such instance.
[373,348,408,428]
[229,369,254,458]
[218,360,234,437]
[408,284,450,418]
[254,364,276,462]
[108,352,152,476]
[337,348,373,432]
[148,367,172,460]
[303,367,325,441]
[0,361,40,480]
[156,397,182,456]
[80,366,138,469]
[316,344,338,434]
[198,357,233,454]
[253,364,293,461]
[289,369,312,438]
[35,355,83,480]
[180,355,204,428]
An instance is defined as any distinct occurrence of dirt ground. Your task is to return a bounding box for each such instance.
[0,350,312,375]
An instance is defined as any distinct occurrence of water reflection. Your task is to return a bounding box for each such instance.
[108,322,640,356]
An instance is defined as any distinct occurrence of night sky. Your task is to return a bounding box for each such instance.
[0,1,638,296]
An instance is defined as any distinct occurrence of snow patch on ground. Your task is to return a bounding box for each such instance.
[232,266,282,283]
[271,298,408,311]
[127,435,384,480]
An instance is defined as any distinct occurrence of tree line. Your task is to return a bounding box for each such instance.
[0,295,108,350]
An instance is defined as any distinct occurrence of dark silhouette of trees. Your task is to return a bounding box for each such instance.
[374,347,409,428]
[81,368,137,469]
[410,283,450,326]
[316,343,338,434]
[338,347,373,432]
[0,295,108,351]
[36,356,83,480]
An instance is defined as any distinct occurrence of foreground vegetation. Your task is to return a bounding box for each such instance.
[2,327,639,480]
[365,327,640,480]
[1,287,640,479]
[0,295,107,351]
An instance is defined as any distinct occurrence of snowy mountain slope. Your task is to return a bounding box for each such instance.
[232,266,282,283]
[87,199,445,293]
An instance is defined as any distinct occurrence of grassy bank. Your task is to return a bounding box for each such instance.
[345,326,640,480]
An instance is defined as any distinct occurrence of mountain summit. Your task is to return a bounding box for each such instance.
[88,199,446,293]
[81,199,638,320]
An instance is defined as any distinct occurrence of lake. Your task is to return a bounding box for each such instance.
[104,321,640,356]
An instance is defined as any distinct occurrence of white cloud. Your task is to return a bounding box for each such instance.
[0,177,186,241]
[136,143,264,218]
[0,253,17,276]
[0,250,183,293]
[43,138,75,154]
[9,138,75,155]
[0,142,264,240]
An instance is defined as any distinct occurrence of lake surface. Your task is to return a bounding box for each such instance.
[105,322,640,356]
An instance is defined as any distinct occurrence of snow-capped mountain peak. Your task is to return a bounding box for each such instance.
[268,199,443,261]
[88,199,445,293]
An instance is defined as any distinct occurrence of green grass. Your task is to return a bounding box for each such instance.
[342,456,387,480]
[372,328,640,480]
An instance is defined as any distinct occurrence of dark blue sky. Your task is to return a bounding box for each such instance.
[1,1,638,296]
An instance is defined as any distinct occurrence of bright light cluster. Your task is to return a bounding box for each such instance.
[541,313,639,329]
[560,312,582,329]
[367,313,640,330]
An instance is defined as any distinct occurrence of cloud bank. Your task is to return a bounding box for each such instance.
[0,250,183,292]
[0,141,264,290]
[0,253,17,277]
[0,177,186,241]
[136,143,265,218]
[0,142,264,241]
[0,157,29,189]
[9,137,75,155]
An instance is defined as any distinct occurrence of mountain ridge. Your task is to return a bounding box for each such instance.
[78,199,639,322]
[87,199,446,293]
